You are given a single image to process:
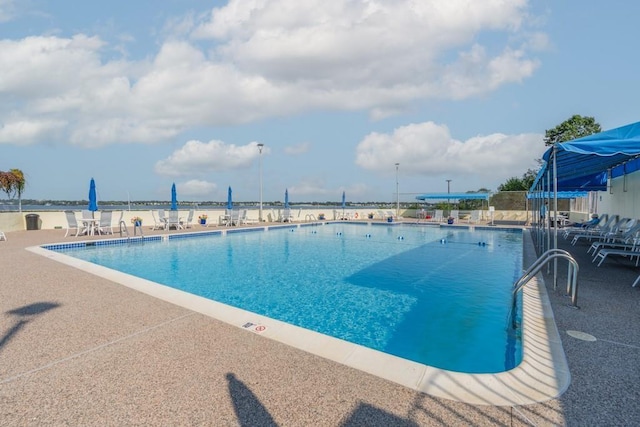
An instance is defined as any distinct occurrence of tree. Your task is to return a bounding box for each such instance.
[458,188,491,210]
[498,177,528,191]
[543,115,601,146]
[0,169,26,211]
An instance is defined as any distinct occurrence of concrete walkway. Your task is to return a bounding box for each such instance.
[0,226,638,425]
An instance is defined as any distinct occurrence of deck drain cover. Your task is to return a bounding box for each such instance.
[566,330,597,342]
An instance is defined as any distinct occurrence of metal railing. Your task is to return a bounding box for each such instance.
[513,248,580,306]
[119,220,129,238]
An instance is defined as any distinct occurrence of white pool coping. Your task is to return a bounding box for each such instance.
[28,227,569,406]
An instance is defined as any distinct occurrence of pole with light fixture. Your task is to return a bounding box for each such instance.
[258,143,264,221]
[446,179,452,212]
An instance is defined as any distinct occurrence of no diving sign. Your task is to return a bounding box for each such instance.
[242,322,267,333]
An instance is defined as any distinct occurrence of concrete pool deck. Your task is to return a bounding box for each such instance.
[1,224,639,425]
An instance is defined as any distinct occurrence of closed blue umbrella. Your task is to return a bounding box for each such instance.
[88,178,98,212]
[341,190,346,217]
[170,183,178,211]
[227,186,233,211]
[284,188,289,209]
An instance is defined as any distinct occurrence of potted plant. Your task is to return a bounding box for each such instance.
[198,214,208,225]
[131,216,143,226]
[318,213,325,220]
[368,212,375,219]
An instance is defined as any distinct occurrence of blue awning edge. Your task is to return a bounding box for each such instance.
[532,120,640,192]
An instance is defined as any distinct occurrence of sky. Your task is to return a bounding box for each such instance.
[1,0,639,205]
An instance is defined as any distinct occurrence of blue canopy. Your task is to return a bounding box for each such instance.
[88,178,98,211]
[284,188,289,209]
[527,191,588,199]
[227,186,233,210]
[170,183,178,210]
[533,121,640,191]
[415,192,490,201]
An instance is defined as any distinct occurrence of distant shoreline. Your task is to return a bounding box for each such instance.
[0,201,400,212]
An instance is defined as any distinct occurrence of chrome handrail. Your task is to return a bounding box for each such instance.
[509,249,579,329]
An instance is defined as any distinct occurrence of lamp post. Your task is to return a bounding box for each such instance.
[258,143,264,221]
[446,179,452,211]
[395,163,400,218]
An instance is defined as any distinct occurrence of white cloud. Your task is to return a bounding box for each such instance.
[155,139,267,176]
[0,118,67,144]
[177,179,217,197]
[0,1,544,147]
[194,0,537,98]
[355,121,546,186]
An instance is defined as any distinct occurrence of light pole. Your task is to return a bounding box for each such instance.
[258,143,264,221]
[446,179,452,212]
[395,163,400,218]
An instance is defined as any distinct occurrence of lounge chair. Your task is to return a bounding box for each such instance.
[377,210,386,220]
[0,230,6,241]
[570,215,621,245]
[450,210,459,222]
[588,221,640,255]
[64,210,81,237]
[593,245,640,267]
[97,210,114,235]
[432,210,444,222]
[467,210,480,223]
[563,214,610,239]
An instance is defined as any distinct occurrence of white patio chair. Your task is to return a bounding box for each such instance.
[64,210,81,237]
[182,209,195,228]
[0,230,6,241]
[229,209,240,226]
[150,210,164,230]
[432,210,444,222]
[239,209,258,225]
[157,209,168,229]
[97,210,114,235]
[166,210,182,230]
[467,210,481,223]
[282,208,294,222]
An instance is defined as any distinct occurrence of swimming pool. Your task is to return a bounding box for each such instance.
[49,223,523,374]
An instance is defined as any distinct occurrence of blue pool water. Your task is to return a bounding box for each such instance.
[52,223,523,373]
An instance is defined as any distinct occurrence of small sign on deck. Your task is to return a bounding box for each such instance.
[242,322,267,333]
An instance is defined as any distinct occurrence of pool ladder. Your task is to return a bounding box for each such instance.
[119,220,144,239]
[509,249,579,328]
